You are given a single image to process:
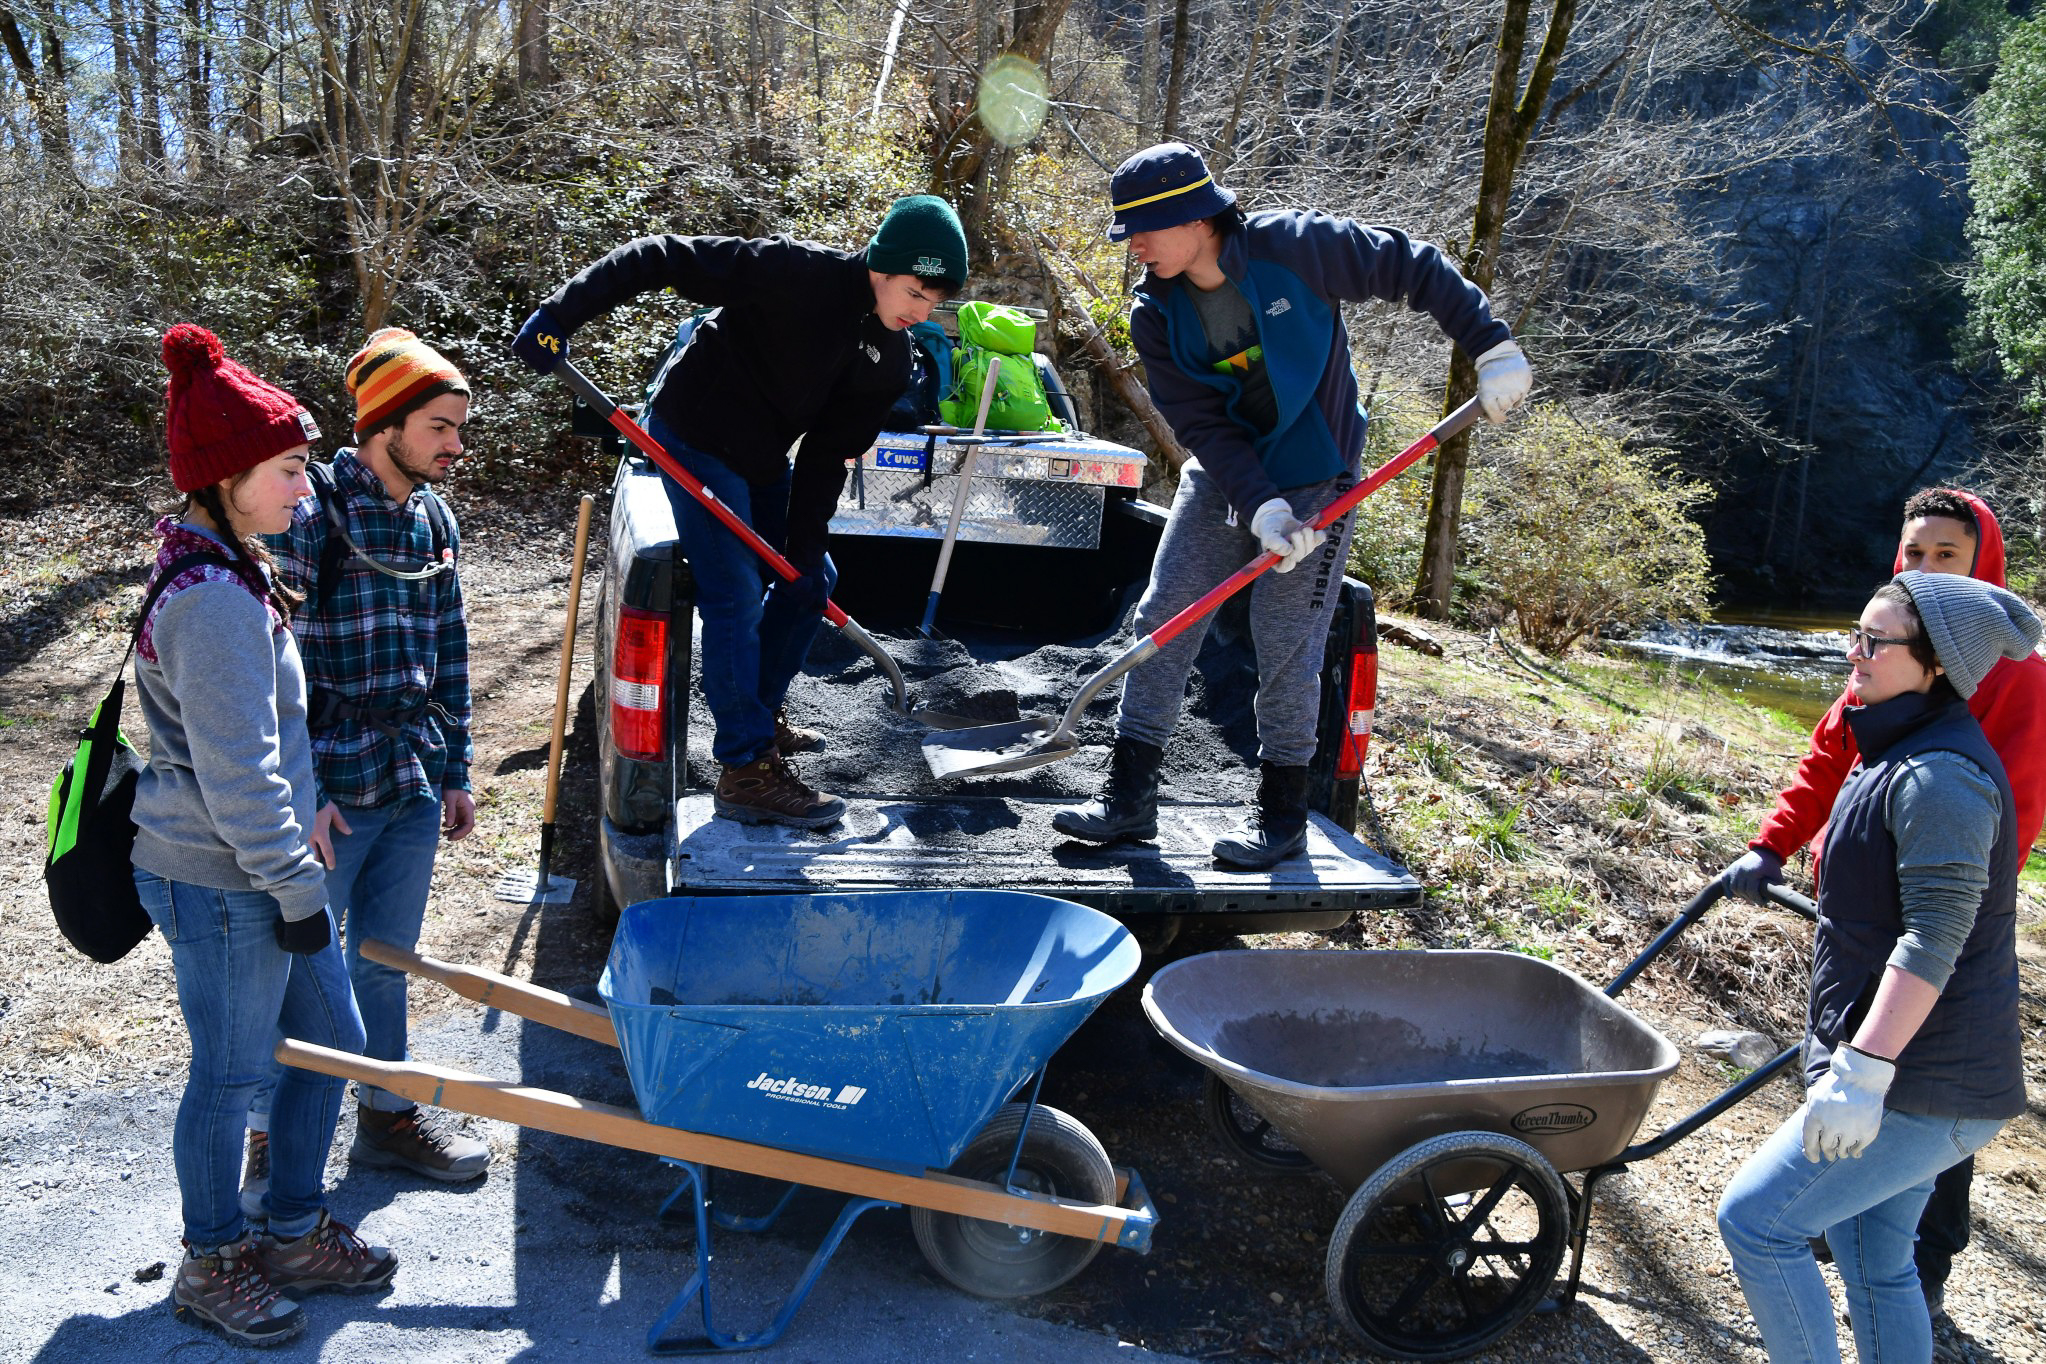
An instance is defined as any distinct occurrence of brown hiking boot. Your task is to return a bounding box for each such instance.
[172,1236,303,1345]
[715,750,847,828]
[351,1104,491,1183]
[253,1209,397,1295]
[774,708,825,755]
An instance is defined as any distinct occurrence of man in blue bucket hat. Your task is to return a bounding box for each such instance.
[1053,142,1533,868]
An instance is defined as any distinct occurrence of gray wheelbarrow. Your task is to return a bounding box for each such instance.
[1142,878,1818,1361]
[921,398,1481,780]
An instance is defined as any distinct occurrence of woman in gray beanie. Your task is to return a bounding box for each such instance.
[1718,569,2041,1363]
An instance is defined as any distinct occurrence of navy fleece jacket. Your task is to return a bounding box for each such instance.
[1130,209,1510,518]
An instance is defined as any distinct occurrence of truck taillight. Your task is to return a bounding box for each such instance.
[611,607,667,761]
[1336,641,1377,779]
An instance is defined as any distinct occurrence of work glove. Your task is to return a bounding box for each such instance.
[275,907,334,956]
[1723,848,1785,905]
[1473,339,1533,423]
[1801,1042,1896,1162]
[512,304,570,374]
[1249,498,1326,574]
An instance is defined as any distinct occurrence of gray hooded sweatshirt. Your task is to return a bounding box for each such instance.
[130,521,326,921]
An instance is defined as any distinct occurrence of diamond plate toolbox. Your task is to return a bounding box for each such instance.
[833,432,1149,550]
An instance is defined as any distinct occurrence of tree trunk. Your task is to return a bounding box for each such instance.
[239,0,266,146]
[180,0,211,177]
[1414,0,1579,619]
[110,0,143,174]
[0,13,71,168]
[516,0,552,89]
[1214,0,1278,169]
[139,0,166,164]
[1160,0,1190,137]
[931,0,1071,239]
[1137,0,1162,137]
[1318,0,1349,116]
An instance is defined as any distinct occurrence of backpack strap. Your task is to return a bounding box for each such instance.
[307,459,454,609]
[89,549,239,801]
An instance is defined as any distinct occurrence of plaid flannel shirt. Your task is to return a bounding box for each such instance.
[265,448,472,808]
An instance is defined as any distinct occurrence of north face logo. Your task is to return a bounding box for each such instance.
[1265,297,1292,317]
[863,343,881,363]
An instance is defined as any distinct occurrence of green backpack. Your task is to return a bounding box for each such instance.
[940,301,1067,433]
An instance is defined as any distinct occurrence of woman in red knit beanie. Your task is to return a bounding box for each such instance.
[130,325,396,1346]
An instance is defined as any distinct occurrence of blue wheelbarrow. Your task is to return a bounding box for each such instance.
[278,890,1154,1354]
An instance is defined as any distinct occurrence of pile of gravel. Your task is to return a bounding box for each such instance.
[685,599,1272,804]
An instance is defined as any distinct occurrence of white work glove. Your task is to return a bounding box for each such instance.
[1474,339,1533,423]
[1249,498,1326,574]
[1801,1043,1896,1162]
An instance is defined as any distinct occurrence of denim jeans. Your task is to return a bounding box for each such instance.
[649,414,837,768]
[134,868,364,1247]
[1718,1107,2005,1363]
[252,794,442,1117]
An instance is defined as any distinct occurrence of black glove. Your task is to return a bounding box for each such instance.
[275,908,334,955]
[1723,848,1785,904]
[512,304,570,374]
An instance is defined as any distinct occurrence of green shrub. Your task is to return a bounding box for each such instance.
[1464,404,1714,655]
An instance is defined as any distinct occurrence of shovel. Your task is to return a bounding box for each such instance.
[495,494,592,905]
[918,355,1001,638]
[921,397,1483,780]
[554,360,981,731]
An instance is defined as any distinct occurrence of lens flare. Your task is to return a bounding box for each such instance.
[977,55,1050,149]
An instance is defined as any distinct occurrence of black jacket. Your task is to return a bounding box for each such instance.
[543,235,908,564]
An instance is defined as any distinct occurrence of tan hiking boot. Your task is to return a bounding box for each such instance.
[253,1209,397,1295]
[714,751,847,828]
[172,1236,303,1345]
[774,708,825,755]
[238,1129,270,1220]
[351,1104,491,1183]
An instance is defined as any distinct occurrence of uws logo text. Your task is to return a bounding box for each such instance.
[746,1072,868,1107]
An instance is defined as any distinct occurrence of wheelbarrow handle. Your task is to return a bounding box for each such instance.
[1606,874,1818,999]
[557,359,914,712]
[1033,399,1484,747]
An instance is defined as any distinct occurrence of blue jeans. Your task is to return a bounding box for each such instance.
[650,414,837,767]
[253,794,442,1116]
[1718,1107,2004,1363]
[134,868,364,1247]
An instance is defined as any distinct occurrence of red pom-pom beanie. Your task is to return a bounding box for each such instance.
[161,324,322,492]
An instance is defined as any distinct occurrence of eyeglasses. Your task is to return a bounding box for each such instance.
[1845,626,1916,658]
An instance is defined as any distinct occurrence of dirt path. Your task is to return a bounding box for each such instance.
[1,486,2042,1362]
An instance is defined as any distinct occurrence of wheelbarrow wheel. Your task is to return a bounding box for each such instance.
[1201,1073,1313,1176]
[911,1103,1117,1300]
[1324,1129,1569,1362]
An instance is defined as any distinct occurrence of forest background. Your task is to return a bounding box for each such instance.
[3,0,2045,632]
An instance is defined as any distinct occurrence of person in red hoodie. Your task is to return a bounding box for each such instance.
[1723,486,2046,1317]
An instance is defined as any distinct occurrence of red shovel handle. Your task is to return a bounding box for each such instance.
[558,360,851,629]
[1148,398,1483,650]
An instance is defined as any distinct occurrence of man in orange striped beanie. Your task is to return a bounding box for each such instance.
[242,326,491,1200]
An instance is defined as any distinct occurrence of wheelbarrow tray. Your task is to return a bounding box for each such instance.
[601,889,1141,1173]
[1142,949,1680,1190]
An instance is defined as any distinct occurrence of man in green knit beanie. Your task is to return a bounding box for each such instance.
[513,194,968,826]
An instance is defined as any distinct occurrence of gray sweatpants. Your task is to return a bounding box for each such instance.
[1116,460,1357,767]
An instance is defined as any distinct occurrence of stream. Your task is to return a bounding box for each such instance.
[1609,608,1853,729]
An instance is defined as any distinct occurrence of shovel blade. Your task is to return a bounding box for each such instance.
[494,870,578,905]
[919,718,1079,780]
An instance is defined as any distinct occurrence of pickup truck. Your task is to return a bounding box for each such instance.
[583,308,1421,946]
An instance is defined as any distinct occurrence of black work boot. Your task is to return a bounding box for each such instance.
[1051,737,1165,842]
[1212,763,1311,869]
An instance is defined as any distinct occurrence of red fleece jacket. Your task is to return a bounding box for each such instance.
[1751,491,2046,868]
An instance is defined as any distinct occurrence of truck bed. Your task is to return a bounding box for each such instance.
[671,793,1419,924]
